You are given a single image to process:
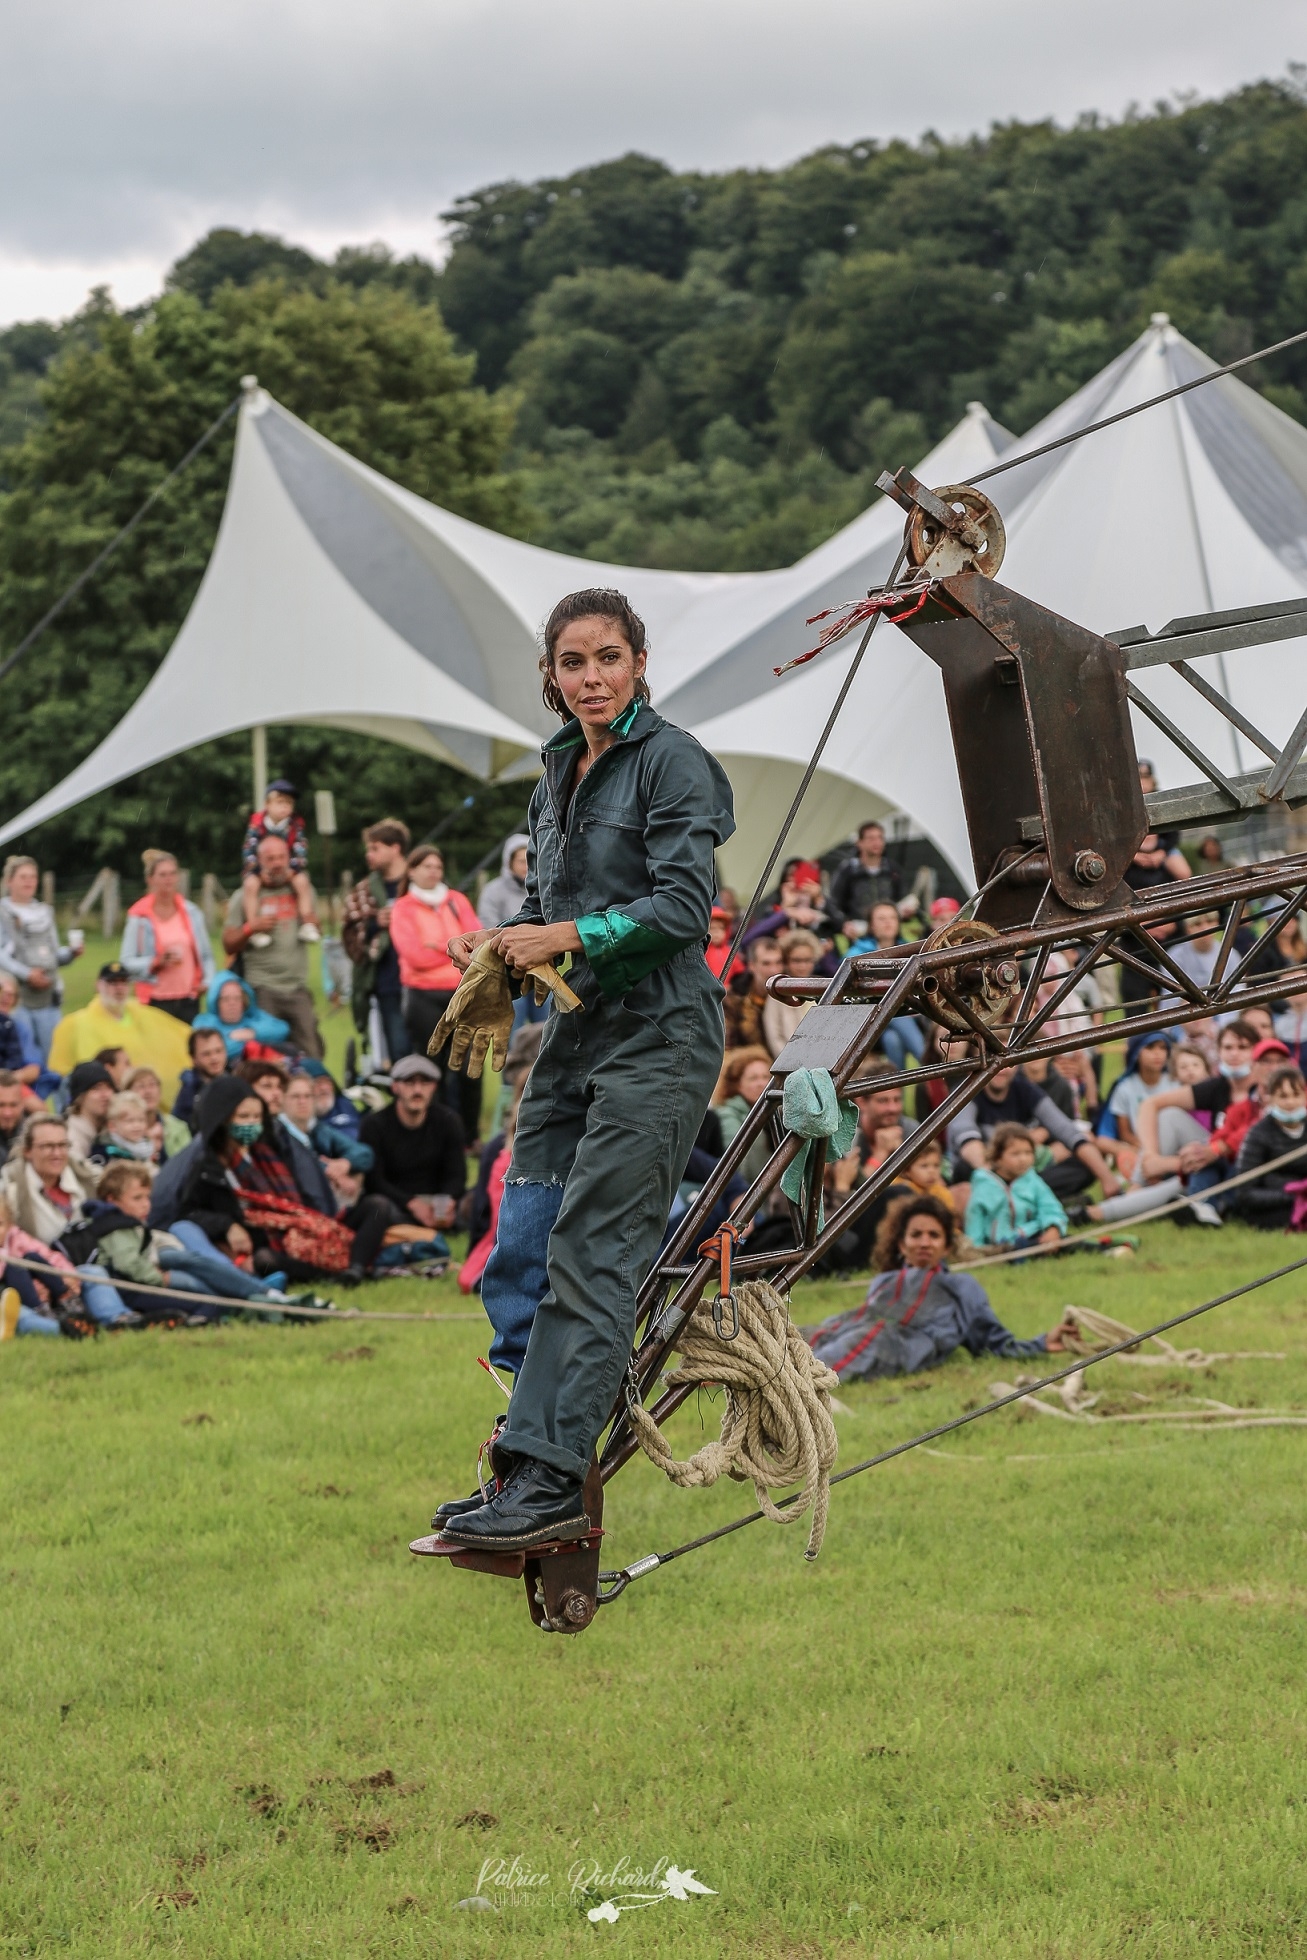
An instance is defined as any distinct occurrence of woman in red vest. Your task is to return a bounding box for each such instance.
[120,850,216,1025]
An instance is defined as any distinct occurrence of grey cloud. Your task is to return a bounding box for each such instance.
[2,0,1303,268]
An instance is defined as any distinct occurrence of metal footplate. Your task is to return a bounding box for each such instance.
[409,1462,604,1632]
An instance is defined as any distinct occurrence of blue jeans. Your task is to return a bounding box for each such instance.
[375,994,412,1067]
[27,1004,63,1064]
[160,1221,285,1308]
[76,1264,130,1325]
[481,1177,564,1377]
[879,1015,926,1070]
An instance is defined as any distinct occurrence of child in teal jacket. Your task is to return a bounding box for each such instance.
[965,1122,1068,1250]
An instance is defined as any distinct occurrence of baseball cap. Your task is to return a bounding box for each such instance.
[97,960,130,983]
[391,1054,442,1083]
[790,860,822,889]
[1252,1038,1291,1062]
[267,777,298,797]
[930,896,962,920]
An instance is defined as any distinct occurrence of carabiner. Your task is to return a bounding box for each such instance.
[712,1290,740,1341]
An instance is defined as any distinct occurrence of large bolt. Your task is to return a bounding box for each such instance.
[562,1592,595,1628]
[1074,850,1107,884]
[994,962,1019,987]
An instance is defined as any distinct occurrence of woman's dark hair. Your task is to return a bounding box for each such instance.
[873,1192,957,1272]
[539,588,651,721]
[407,842,444,874]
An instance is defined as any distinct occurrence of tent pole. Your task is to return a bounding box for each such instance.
[252,725,268,810]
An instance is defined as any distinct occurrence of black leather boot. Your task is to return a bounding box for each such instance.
[438,1457,588,1550]
[431,1415,508,1527]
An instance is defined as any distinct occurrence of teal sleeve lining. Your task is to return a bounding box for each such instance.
[575,909,685,996]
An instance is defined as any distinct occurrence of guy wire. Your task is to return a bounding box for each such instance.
[607,1251,1307,1588]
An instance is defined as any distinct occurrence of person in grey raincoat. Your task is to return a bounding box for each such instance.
[806,1192,1079,1383]
[433,587,735,1551]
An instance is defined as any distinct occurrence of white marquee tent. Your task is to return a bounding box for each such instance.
[4,315,1307,889]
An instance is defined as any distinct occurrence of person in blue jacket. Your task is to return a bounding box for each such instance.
[431,588,735,1552]
[191,972,290,1059]
[806,1193,1079,1382]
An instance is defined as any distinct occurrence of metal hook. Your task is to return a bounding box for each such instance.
[712,1291,740,1341]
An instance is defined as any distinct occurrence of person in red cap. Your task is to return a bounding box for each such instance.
[930,895,962,924]
[737,857,836,953]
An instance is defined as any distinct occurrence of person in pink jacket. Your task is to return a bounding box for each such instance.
[390,845,483,1137]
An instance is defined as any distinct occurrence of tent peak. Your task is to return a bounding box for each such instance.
[240,373,258,394]
[1150,311,1171,330]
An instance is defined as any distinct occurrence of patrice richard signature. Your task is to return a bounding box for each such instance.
[472,1853,716,1921]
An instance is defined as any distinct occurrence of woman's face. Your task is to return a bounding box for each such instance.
[738,1060,771,1104]
[149,857,179,897]
[216,983,245,1025]
[410,851,444,891]
[551,616,646,731]
[130,1072,161,1111]
[7,864,37,904]
[784,943,817,978]
[80,1082,113,1122]
[234,1095,265,1130]
[870,904,900,946]
[901,1214,948,1268]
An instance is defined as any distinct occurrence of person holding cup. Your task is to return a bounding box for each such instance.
[0,857,81,1063]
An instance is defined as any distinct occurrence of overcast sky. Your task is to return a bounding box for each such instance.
[2,0,1302,327]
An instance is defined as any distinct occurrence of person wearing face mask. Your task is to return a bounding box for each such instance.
[1134,1019,1261,1188]
[1230,1066,1307,1229]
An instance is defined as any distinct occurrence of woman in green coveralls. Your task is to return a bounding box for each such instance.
[434,589,735,1551]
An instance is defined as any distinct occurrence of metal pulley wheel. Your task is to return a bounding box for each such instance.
[906,484,1006,580]
[915,916,1021,1035]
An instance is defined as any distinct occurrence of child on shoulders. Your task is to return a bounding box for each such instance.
[241,779,319,946]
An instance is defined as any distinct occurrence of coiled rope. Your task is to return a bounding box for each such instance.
[628,1278,840,1559]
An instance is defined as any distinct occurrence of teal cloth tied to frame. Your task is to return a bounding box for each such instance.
[779,1066,859,1231]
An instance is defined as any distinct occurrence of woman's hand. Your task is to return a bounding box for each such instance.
[1044,1311,1081,1352]
[496,922,582,975]
[26,967,49,991]
[446,929,497,973]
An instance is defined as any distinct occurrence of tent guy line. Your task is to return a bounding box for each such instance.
[0,393,241,688]
[967,322,1307,490]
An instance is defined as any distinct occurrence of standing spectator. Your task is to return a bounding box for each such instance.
[239,779,320,943]
[390,844,482,1137]
[49,960,191,1102]
[221,835,323,1059]
[174,1026,232,1131]
[359,1054,466,1232]
[1119,778,1191,1009]
[829,822,903,937]
[342,818,411,1067]
[0,855,80,1062]
[477,834,530,929]
[120,850,216,1024]
[724,937,783,1048]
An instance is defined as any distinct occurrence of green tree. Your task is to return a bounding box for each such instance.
[0,278,525,883]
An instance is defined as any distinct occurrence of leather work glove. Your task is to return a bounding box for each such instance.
[427,942,516,1079]
[525,963,583,1013]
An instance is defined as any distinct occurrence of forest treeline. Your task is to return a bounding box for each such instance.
[2,76,1306,875]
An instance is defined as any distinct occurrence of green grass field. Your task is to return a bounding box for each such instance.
[6,1222,1307,1957]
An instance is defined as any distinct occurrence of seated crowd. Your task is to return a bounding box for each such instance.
[5,786,1306,1372]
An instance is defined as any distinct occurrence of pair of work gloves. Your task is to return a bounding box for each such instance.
[427,941,581,1078]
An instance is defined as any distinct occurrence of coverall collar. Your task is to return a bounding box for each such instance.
[542,698,655,756]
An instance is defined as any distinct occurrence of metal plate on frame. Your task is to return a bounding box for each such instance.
[770,1005,883,1076]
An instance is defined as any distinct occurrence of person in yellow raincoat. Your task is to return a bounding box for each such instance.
[47,961,191,1108]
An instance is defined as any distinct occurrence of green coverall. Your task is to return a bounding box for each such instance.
[490,699,736,1481]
